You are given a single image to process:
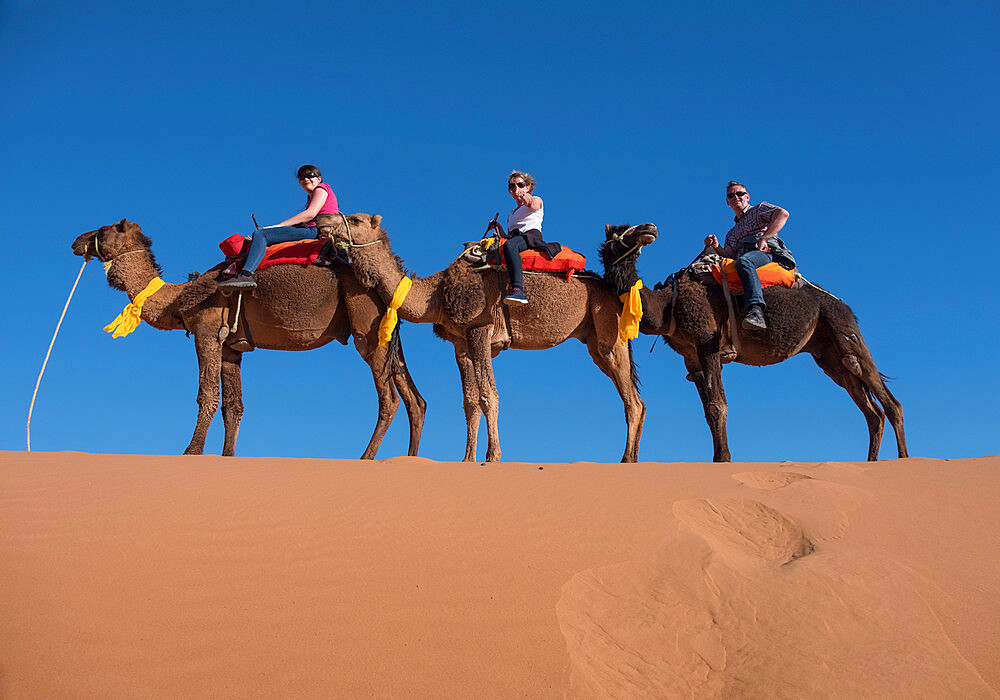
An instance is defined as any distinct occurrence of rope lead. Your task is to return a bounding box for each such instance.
[27,259,88,451]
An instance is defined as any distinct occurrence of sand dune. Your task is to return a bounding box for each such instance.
[2,451,998,697]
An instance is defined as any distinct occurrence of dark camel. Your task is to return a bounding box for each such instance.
[71,219,426,457]
[599,223,907,462]
[318,213,646,462]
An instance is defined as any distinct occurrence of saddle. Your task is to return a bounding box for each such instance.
[218,233,328,271]
[460,236,586,280]
[688,252,801,293]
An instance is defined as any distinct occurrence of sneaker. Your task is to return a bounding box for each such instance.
[741,305,766,330]
[219,270,257,289]
[503,288,528,305]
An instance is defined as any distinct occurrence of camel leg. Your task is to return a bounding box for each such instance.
[871,379,907,458]
[810,352,886,461]
[690,346,731,462]
[467,326,501,462]
[184,331,223,455]
[585,337,646,463]
[220,345,244,456]
[357,343,402,460]
[390,341,427,457]
[452,342,482,462]
[846,349,908,459]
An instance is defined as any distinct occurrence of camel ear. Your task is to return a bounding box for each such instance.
[371,214,382,229]
[604,224,613,237]
[117,219,128,232]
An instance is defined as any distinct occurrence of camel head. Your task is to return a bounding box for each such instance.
[316,212,384,255]
[599,223,658,268]
[72,219,153,263]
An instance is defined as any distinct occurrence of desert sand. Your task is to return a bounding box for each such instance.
[2,450,998,697]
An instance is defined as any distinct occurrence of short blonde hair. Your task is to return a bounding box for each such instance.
[508,170,537,193]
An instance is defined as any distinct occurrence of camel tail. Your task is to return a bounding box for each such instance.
[628,340,641,393]
[384,320,404,375]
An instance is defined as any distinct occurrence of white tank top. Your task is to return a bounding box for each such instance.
[507,203,543,233]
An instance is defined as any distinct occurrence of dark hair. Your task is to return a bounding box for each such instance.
[726,180,746,192]
[508,169,537,193]
[297,164,322,180]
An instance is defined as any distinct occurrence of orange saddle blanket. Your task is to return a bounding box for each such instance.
[711,258,798,294]
[219,234,324,270]
[496,238,586,277]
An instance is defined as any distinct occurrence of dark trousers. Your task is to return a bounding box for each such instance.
[502,234,530,289]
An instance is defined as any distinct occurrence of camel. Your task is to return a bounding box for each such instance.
[317,213,647,462]
[71,219,426,458]
[598,223,907,462]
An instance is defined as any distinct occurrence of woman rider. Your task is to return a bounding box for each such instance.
[220,164,340,288]
[501,170,560,304]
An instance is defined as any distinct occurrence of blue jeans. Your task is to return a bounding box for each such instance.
[735,249,774,309]
[244,226,316,273]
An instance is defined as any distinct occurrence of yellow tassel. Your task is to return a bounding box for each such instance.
[104,277,166,338]
[618,280,643,345]
[378,276,413,346]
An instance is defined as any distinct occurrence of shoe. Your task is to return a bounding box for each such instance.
[219,270,257,289]
[503,288,528,305]
[741,305,766,330]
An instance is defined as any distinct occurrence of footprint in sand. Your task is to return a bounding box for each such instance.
[671,497,814,569]
[556,476,993,698]
[731,471,811,490]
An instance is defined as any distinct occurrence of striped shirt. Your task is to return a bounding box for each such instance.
[724,201,779,252]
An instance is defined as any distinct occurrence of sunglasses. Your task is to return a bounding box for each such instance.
[299,173,320,180]
[508,182,527,190]
[727,191,748,199]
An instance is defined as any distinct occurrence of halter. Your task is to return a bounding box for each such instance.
[93,229,147,275]
[608,225,645,266]
[330,213,384,256]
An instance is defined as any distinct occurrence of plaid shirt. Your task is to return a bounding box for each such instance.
[724,201,779,252]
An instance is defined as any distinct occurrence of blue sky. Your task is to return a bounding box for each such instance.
[2,0,997,463]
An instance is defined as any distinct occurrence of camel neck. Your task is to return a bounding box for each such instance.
[105,250,185,330]
[351,239,445,325]
[106,251,162,301]
[605,257,672,335]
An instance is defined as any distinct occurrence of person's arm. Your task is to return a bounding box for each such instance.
[518,191,542,210]
[703,234,736,258]
[758,207,789,250]
[271,187,330,228]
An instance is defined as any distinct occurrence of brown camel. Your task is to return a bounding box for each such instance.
[71,219,426,457]
[598,223,907,462]
[317,213,647,462]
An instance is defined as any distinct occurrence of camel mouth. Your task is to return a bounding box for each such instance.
[71,231,96,259]
[634,223,658,246]
[314,214,344,241]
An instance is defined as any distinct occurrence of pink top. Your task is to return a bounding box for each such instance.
[305,182,339,227]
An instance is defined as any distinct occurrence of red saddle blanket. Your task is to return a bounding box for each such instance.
[711,258,797,294]
[219,234,323,270]
[495,238,586,277]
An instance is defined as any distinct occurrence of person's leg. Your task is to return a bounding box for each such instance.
[502,235,528,290]
[735,249,773,329]
[735,249,773,309]
[244,226,314,273]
